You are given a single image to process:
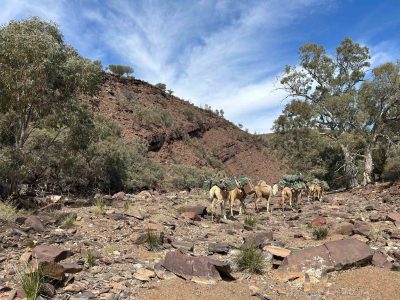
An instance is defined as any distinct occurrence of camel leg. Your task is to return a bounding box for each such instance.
[254,196,258,212]
[211,199,215,222]
[281,195,285,211]
[230,198,234,217]
[267,194,271,213]
[239,200,246,215]
[222,199,227,219]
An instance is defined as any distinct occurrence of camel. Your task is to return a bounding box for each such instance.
[253,181,279,213]
[307,184,323,202]
[228,187,247,217]
[209,185,229,221]
[281,187,301,210]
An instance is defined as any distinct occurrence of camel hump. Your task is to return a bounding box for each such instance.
[272,184,279,196]
[257,180,268,186]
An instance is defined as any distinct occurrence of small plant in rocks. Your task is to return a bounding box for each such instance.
[244,216,257,227]
[313,227,328,240]
[17,262,44,300]
[234,243,265,274]
[85,249,96,267]
[146,231,162,251]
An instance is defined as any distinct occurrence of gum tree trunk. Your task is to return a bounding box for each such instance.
[340,144,359,189]
[362,145,374,186]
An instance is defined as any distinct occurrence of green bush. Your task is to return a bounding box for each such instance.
[313,227,328,240]
[244,216,257,227]
[183,108,195,121]
[108,64,133,76]
[382,157,400,181]
[146,231,162,251]
[234,243,265,274]
[170,165,213,190]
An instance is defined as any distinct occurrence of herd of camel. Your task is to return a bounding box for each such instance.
[209,180,324,221]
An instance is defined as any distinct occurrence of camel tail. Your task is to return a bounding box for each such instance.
[272,184,279,196]
[209,188,215,202]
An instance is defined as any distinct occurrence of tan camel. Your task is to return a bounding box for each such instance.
[281,187,301,210]
[307,184,323,202]
[228,187,247,217]
[253,181,279,213]
[209,185,229,221]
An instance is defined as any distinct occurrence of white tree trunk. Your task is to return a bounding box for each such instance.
[340,144,359,189]
[362,145,374,186]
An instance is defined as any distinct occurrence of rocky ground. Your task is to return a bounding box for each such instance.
[1,182,400,300]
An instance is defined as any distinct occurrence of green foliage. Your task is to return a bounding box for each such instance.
[17,264,43,300]
[85,249,96,267]
[108,64,134,76]
[146,231,162,251]
[382,157,400,181]
[95,195,106,215]
[244,216,257,227]
[183,108,196,121]
[60,215,76,228]
[155,83,167,91]
[177,206,187,214]
[234,243,265,274]
[170,164,213,190]
[313,227,328,240]
[0,201,17,221]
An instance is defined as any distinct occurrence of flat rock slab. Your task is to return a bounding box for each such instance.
[161,250,234,283]
[387,212,400,224]
[280,239,373,276]
[185,205,207,216]
[32,245,73,262]
[264,246,291,258]
[243,231,273,248]
[171,240,194,252]
[24,216,45,232]
[330,222,354,235]
[208,242,230,254]
[325,238,373,270]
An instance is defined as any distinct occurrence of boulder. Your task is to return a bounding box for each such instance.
[161,250,234,283]
[24,216,45,232]
[185,205,207,216]
[38,261,66,281]
[243,231,273,248]
[372,252,393,269]
[387,212,400,225]
[352,222,370,237]
[324,239,373,270]
[181,211,201,221]
[329,222,354,236]
[134,268,156,281]
[208,243,230,254]
[280,245,333,277]
[311,217,326,227]
[280,239,373,275]
[146,223,164,232]
[112,192,126,201]
[60,263,83,274]
[263,246,291,258]
[171,240,194,252]
[32,245,73,262]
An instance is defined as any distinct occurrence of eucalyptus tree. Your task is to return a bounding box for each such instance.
[279,38,370,188]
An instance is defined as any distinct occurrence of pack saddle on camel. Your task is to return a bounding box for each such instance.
[228,178,254,217]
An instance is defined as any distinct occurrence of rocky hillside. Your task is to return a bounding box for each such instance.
[86,74,285,184]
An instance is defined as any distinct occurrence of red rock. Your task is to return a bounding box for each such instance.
[59,263,83,274]
[311,217,326,227]
[185,205,207,216]
[181,211,201,221]
[372,252,392,269]
[352,222,370,237]
[161,250,234,282]
[146,223,164,231]
[243,231,273,248]
[32,245,73,262]
[38,261,65,281]
[387,212,400,224]
[325,239,373,270]
[264,246,291,258]
[329,222,354,235]
[112,192,126,201]
[171,240,194,252]
[24,216,45,232]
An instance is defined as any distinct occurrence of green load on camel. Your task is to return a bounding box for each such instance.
[203,176,252,192]
[279,174,307,190]
[309,178,330,190]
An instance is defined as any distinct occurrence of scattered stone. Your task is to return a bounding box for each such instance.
[125,210,144,220]
[185,205,207,216]
[60,263,83,274]
[352,221,371,237]
[181,211,201,221]
[243,231,273,248]
[387,212,400,224]
[134,268,156,281]
[39,261,66,281]
[40,283,56,298]
[208,242,230,254]
[171,240,194,252]
[32,245,73,262]
[263,246,291,258]
[161,250,234,283]
[330,222,354,235]
[24,216,45,232]
[146,223,164,231]
[112,192,126,201]
[372,252,392,269]
[311,217,326,227]
[274,270,303,282]
[20,251,32,263]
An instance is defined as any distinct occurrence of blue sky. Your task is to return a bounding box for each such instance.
[1,0,400,133]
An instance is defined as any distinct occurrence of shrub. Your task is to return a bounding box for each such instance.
[155,83,167,91]
[170,165,213,190]
[244,216,257,227]
[234,243,265,274]
[95,195,106,215]
[0,201,16,221]
[17,263,43,300]
[183,108,195,121]
[146,231,162,251]
[108,64,134,76]
[60,215,76,228]
[85,249,96,267]
[382,157,400,181]
[313,227,328,240]
[160,111,174,128]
